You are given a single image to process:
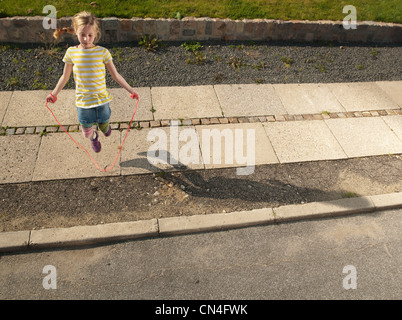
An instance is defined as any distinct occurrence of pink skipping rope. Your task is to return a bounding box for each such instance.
[46,93,139,172]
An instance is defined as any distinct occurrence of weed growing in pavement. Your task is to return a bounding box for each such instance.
[186,51,206,65]
[37,31,63,58]
[213,72,224,83]
[314,63,326,73]
[6,77,21,88]
[33,78,48,90]
[371,48,380,59]
[0,44,11,52]
[342,192,359,198]
[181,41,202,52]
[111,47,124,62]
[212,54,222,62]
[248,40,257,50]
[281,56,294,68]
[182,41,206,65]
[139,34,163,52]
[227,56,246,71]
[251,62,267,70]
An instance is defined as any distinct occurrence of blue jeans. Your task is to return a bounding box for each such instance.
[77,103,111,127]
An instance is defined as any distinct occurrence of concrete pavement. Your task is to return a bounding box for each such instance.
[1,80,402,252]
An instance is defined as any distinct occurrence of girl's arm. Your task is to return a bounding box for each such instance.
[46,63,73,102]
[106,60,138,97]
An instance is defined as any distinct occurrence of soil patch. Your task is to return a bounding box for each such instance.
[1,154,401,232]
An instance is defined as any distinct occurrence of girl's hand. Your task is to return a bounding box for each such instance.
[130,91,139,100]
[46,93,57,103]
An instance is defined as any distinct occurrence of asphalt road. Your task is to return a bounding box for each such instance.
[1,208,401,305]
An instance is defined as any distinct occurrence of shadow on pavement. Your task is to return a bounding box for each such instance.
[120,150,373,208]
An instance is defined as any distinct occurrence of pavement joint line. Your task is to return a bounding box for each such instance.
[1,109,402,136]
[1,192,401,253]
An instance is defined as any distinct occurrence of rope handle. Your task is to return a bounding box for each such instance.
[46,93,57,103]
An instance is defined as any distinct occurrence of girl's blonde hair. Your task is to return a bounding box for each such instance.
[53,11,101,42]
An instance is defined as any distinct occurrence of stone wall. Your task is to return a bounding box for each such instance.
[1,16,401,44]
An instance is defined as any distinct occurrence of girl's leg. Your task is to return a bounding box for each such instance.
[81,123,101,152]
[81,123,94,139]
[77,107,101,152]
[78,107,96,139]
[96,103,112,136]
[99,121,111,136]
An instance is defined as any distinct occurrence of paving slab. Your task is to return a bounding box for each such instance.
[120,125,204,176]
[375,81,402,108]
[327,82,399,112]
[381,115,402,141]
[32,132,121,181]
[325,117,402,158]
[0,135,41,184]
[263,120,347,163]
[195,123,278,172]
[273,83,345,115]
[151,85,222,120]
[214,83,286,117]
[2,89,77,127]
[108,87,153,122]
[0,91,13,126]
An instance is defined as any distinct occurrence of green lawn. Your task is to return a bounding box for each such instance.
[1,0,401,23]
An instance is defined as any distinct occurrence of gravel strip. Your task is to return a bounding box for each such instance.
[0,40,401,91]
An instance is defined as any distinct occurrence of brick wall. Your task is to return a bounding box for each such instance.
[1,16,401,44]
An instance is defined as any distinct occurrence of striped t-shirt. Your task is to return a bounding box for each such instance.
[63,46,113,108]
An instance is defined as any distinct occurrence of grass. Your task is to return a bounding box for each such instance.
[0,0,401,23]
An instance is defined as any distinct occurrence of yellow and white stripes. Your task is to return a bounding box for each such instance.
[63,46,113,108]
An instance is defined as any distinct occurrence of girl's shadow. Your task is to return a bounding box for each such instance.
[120,151,367,207]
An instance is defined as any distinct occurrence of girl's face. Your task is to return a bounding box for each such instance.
[76,24,96,49]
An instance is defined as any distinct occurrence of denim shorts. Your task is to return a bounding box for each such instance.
[77,103,111,126]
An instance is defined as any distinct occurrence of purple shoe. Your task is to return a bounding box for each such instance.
[90,131,101,153]
[104,125,112,137]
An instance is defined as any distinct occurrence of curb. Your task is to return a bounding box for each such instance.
[1,192,401,253]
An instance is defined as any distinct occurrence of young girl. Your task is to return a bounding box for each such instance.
[46,11,138,153]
